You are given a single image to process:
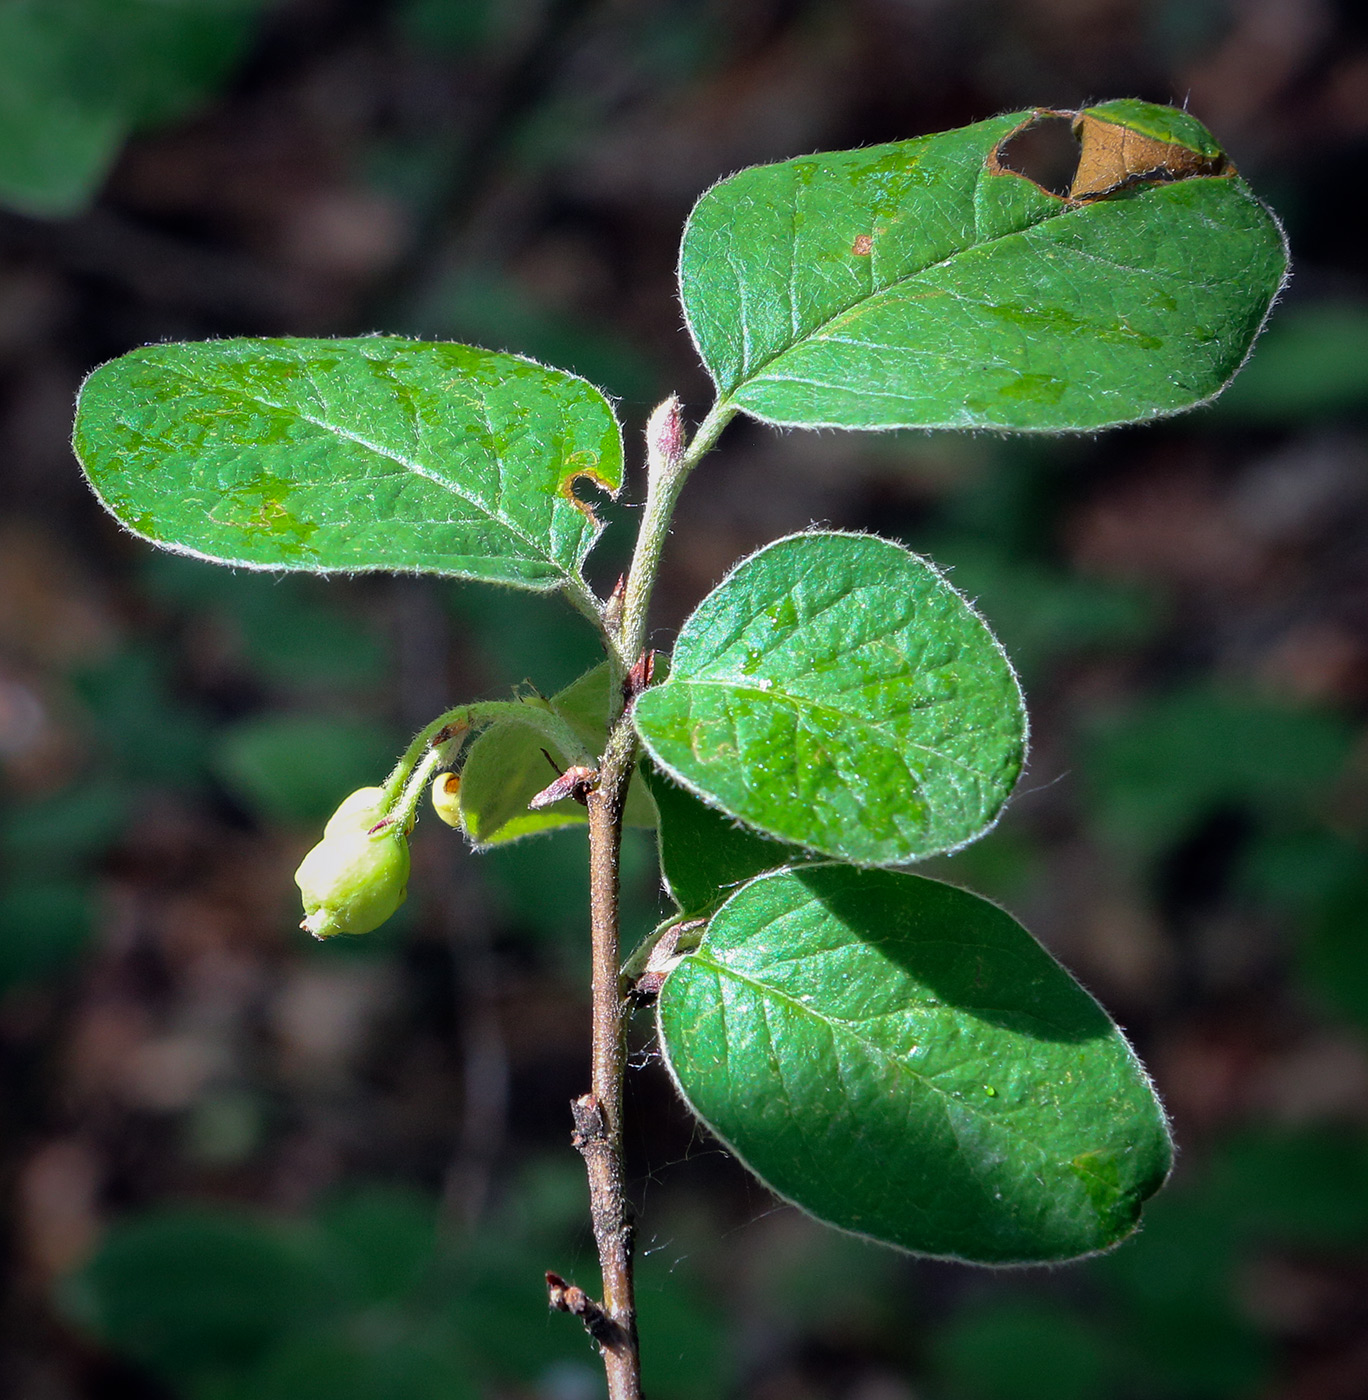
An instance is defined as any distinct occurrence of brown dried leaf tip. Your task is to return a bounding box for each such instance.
[623,649,657,707]
[603,572,627,634]
[1069,112,1227,200]
[430,718,469,747]
[624,919,703,1004]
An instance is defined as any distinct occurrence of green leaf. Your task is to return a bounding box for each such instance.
[657,865,1172,1263]
[918,535,1157,682]
[232,1333,476,1400]
[633,533,1025,866]
[0,880,94,991]
[315,1188,437,1306]
[458,664,656,846]
[229,1327,476,1400]
[73,338,623,590]
[644,763,807,916]
[1084,688,1352,861]
[63,1207,337,1383]
[143,556,388,689]
[931,1300,1113,1400]
[1,778,127,872]
[1300,864,1368,1032]
[680,106,1286,431]
[0,0,268,218]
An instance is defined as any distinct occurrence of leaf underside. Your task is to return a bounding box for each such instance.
[73,338,623,590]
[680,107,1287,431]
[644,763,809,916]
[460,665,657,846]
[633,532,1026,867]
[658,865,1173,1263]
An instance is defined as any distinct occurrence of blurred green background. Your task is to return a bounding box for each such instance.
[1,1,1367,1397]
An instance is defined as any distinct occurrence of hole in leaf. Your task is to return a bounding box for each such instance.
[993,114,1080,198]
[562,464,617,527]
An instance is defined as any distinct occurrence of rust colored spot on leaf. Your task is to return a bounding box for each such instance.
[1069,112,1227,200]
[852,234,874,256]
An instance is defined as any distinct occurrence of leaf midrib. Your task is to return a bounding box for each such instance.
[715,172,1082,399]
[149,356,578,580]
[665,674,1014,789]
[686,944,1074,1169]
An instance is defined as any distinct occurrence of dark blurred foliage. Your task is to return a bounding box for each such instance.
[2,1,1368,1398]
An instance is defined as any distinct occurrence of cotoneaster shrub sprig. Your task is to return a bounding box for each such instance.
[71,101,1288,1400]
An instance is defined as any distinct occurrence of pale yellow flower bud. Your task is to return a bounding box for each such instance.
[296,788,410,938]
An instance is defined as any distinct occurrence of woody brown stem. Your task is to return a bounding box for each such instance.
[579,723,641,1399]
[567,395,736,1400]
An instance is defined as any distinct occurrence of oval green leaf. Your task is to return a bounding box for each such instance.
[459,665,656,846]
[73,338,623,590]
[644,763,808,916]
[680,106,1287,431]
[632,532,1026,866]
[658,865,1172,1263]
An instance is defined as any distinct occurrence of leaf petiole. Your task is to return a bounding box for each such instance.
[381,698,595,811]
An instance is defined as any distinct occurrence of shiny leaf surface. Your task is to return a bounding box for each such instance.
[659,865,1172,1262]
[633,533,1026,866]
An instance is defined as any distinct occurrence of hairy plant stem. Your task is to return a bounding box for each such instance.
[579,722,640,1398]
[574,396,734,1400]
[616,398,737,675]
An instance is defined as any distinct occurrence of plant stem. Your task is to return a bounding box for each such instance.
[617,398,737,672]
[579,722,640,1398]
[573,396,735,1400]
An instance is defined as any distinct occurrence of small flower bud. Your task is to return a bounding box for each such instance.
[646,394,685,473]
[323,785,387,838]
[296,787,410,938]
[431,771,462,828]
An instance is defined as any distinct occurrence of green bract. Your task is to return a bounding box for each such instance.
[73,338,623,591]
[658,866,1172,1263]
[458,665,657,846]
[680,106,1286,431]
[633,532,1026,866]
